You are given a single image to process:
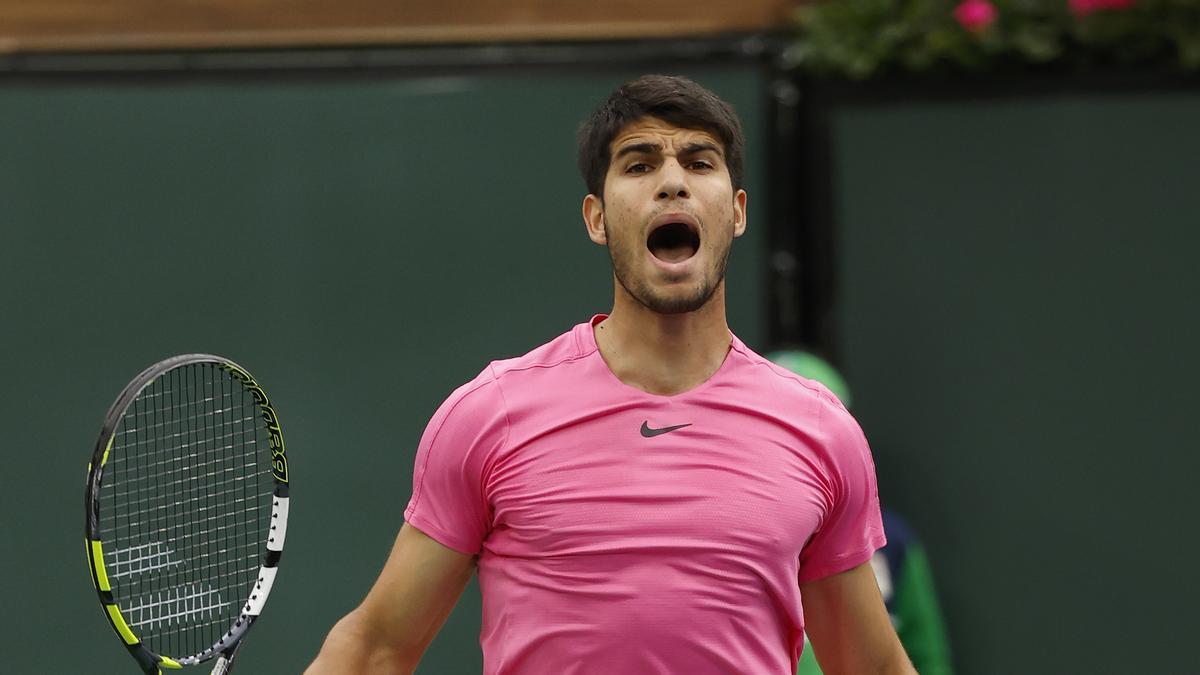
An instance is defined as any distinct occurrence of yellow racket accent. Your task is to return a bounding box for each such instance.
[105,604,138,645]
[90,540,111,591]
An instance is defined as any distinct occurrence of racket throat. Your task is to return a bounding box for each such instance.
[210,633,247,675]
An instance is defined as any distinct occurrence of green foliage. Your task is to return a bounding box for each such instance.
[787,0,1200,79]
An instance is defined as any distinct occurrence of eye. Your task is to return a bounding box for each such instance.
[626,162,653,174]
[688,160,715,171]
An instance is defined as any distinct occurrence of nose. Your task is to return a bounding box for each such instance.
[656,159,690,200]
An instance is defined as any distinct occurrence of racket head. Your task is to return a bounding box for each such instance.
[84,354,289,673]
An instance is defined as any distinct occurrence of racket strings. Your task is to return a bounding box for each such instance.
[100,464,269,514]
[109,415,261,454]
[99,363,270,660]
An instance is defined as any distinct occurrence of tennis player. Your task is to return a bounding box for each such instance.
[306,75,915,674]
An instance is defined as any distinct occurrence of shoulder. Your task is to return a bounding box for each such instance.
[728,340,855,419]
[727,340,869,462]
[487,320,595,380]
[438,321,594,414]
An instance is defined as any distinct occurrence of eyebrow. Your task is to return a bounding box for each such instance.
[613,141,724,160]
[614,142,662,160]
[682,142,723,157]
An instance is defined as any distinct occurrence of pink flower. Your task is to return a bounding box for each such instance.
[1070,0,1136,18]
[955,0,998,33]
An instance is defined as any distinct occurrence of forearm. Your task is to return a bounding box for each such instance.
[304,609,421,675]
[872,646,918,675]
[860,636,917,675]
[304,524,475,673]
[815,636,916,675]
[802,562,918,675]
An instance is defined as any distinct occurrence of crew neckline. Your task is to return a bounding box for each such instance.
[578,314,742,401]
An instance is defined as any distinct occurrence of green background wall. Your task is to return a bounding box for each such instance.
[828,89,1199,674]
[0,65,768,673]
[6,59,1194,675]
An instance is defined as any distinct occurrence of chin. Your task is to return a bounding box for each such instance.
[637,286,715,314]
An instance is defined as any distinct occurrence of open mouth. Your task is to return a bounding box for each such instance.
[647,221,701,264]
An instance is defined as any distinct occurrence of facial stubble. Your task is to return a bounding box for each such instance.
[603,216,734,315]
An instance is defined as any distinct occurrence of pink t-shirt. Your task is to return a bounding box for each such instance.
[404,317,885,674]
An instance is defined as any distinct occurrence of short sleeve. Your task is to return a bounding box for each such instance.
[404,366,508,555]
[797,399,886,583]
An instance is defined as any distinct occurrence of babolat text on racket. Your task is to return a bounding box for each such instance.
[84,354,290,674]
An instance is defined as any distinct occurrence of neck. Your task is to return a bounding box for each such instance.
[593,281,732,396]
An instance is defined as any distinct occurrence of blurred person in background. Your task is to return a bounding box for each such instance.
[768,349,954,675]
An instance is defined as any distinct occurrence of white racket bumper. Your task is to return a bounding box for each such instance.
[246,566,278,616]
[268,496,289,552]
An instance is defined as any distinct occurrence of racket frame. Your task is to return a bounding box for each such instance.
[84,354,290,675]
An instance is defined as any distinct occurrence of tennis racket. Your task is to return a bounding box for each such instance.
[85,354,290,674]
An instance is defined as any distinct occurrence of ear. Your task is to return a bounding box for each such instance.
[732,189,748,238]
[583,194,607,245]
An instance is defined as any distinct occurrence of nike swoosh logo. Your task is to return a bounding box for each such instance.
[640,421,692,438]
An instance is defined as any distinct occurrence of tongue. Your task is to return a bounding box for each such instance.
[651,244,695,263]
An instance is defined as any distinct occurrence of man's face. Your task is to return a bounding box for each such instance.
[583,117,747,314]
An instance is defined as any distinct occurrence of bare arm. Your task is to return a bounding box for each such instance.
[800,561,916,675]
[305,522,476,674]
